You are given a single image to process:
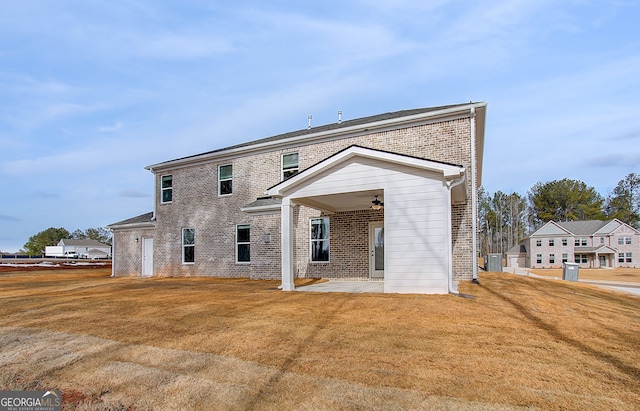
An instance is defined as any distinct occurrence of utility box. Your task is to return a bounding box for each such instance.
[485,253,502,272]
[563,262,579,282]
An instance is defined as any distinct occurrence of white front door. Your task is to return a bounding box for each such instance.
[142,237,153,277]
[369,222,384,279]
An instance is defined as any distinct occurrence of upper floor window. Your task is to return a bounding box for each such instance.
[600,237,605,244]
[618,236,632,245]
[310,217,330,262]
[575,238,587,246]
[161,175,173,203]
[536,240,541,247]
[549,239,554,246]
[182,228,195,264]
[236,224,250,263]
[282,152,299,180]
[562,238,568,246]
[219,165,233,195]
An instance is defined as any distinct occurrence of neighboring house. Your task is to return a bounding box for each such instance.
[507,219,640,269]
[58,239,112,259]
[108,102,487,294]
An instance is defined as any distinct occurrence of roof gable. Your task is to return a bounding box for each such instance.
[266,145,466,202]
[530,221,572,236]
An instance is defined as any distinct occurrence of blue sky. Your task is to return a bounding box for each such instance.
[1,0,639,252]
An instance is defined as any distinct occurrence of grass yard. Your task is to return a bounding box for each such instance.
[528,267,640,282]
[1,268,639,410]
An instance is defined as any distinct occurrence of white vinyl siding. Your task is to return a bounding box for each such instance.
[282,156,449,293]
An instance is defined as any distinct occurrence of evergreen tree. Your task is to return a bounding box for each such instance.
[23,227,70,255]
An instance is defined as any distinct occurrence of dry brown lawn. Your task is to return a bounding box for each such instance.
[527,267,640,282]
[1,268,639,410]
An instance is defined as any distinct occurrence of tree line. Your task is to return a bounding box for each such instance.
[22,227,112,256]
[479,172,639,256]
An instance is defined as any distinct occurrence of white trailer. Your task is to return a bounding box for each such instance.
[45,246,65,257]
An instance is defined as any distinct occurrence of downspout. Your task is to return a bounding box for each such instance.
[470,107,479,284]
[446,173,466,294]
[110,231,115,277]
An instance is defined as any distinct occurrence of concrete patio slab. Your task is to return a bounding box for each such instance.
[295,280,384,293]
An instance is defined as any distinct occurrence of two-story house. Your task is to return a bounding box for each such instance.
[506,219,639,269]
[108,102,487,294]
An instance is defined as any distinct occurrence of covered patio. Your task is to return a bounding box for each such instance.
[267,145,468,294]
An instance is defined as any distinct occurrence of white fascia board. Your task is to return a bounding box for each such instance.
[107,221,156,231]
[240,204,282,215]
[145,103,485,174]
[267,146,464,197]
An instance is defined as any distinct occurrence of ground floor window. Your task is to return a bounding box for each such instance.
[310,217,330,262]
[182,228,195,263]
[575,254,587,264]
[236,224,250,263]
[562,253,568,263]
[549,254,555,264]
[536,254,542,264]
[619,252,632,263]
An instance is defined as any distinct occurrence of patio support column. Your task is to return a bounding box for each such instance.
[281,197,295,291]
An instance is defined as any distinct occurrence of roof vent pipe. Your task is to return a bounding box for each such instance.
[307,115,312,129]
[338,110,342,124]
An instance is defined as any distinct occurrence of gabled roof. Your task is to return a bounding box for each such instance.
[527,219,639,239]
[529,221,573,237]
[145,102,487,185]
[266,145,467,204]
[59,239,110,247]
[556,220,610,236]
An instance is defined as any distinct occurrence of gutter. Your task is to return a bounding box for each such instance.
[446,174,467,294]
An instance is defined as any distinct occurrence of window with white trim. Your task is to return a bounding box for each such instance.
[618,236,632,245]
[536,240,541,247]
[549,239,554,246]
[219,165,233,195]
[619,252,633,263]
[549,254,555,264]
[562,238,568,246]
[282,152,299,180]
[536,254,542,264]
[310,217,330,262]
[182,228,195,264]
[575,238,587,246]
[562,253,568,263]
[575,254,587,264]
[236,224,250,263]
[161,175,173,203]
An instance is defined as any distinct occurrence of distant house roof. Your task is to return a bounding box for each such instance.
[59,239,110,247]
[107,211,155,230]
[555,220,610,236]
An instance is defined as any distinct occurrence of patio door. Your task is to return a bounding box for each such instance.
[142,237,153,277]
[369,222,384,278]
[599,255,606,268]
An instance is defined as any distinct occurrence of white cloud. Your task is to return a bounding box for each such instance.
[99,121,124,133]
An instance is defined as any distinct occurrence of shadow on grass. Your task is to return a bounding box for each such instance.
[241,295,349,410]
[482,282,640,383]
